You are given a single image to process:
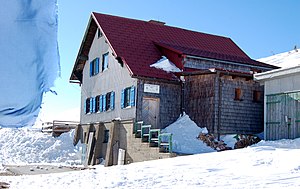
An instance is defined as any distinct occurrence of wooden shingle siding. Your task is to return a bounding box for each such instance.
[184,73,264,135]
[184,74,216,133]
[218,76,264,134]
[136,79,181,129]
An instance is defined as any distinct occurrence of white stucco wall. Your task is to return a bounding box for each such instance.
[80,30,137,124]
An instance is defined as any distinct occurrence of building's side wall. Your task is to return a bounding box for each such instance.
[264,74,300,95]
[184,74,216,132]
[263,74,300,140]
[184,57,270,73]
[136,79,182,129]
[80,31,137,124]
[217,75,264,134]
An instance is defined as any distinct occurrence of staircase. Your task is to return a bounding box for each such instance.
[134,121,173,153]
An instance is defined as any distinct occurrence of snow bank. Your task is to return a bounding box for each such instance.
[0,0,60,128]
[258,49,300,68]
[2,143,300,188]
[150,56,181,72]
[220,135,237,149]
[253,137,300,149]
[0,128,81,166]
[162,113,215,154]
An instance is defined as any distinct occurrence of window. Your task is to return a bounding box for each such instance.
[102,53,109,71]
[121,86,135,108]
[95,95,100,112]
[97,28,102,38]
[95,92,115,113]
[106,92,111,111]
[103,129,109,143]
[89,58,99,77]
[253,90,262,102]
[234,88,242,101]
[85,98,90,114]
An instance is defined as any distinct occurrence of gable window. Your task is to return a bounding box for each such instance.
[234,88,242,101]
[97,28,103,38]
[253,90,262,102]
[102,53,109,71]
[121,86,135,109]
[89,58,100,77]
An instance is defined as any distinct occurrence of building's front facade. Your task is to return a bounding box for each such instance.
[70,12,277,165]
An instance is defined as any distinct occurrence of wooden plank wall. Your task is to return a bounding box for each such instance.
[266,92,300,140]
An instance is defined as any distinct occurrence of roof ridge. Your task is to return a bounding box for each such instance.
[92,12,232,41]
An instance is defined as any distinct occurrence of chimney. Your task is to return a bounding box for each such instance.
[148,20,166,26]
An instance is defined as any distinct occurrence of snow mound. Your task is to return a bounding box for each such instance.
[253,137,300,149]
[162,113,214,154]
[258,49,300,68]
[0,128,82,165]
[150,56,182,73]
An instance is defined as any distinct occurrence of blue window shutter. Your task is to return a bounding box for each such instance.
[130,86,135,107]
[92,97,96,113]
[95,58,99,74]
[110,91,115,110]
[89,62,93,77]
[89,98,93,113]
[121,89,125,109]
[103,95,106,112]
[100,95,103,112]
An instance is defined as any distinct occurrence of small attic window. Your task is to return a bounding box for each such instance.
[97,28,103,38]
[234,88,243,101]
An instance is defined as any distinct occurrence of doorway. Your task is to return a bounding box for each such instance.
[142,97,160,129]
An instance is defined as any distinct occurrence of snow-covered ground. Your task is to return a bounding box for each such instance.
[258,48,300,68]
[1,123,300,188]
[0,128,82,166]
[1,138,300,188]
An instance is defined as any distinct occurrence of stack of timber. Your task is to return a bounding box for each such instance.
[42,120,79,137]
[198,133,232,151]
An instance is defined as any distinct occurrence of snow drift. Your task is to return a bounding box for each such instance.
[162,113,215,154]
[0,128,81,165]
[0,0,60,128]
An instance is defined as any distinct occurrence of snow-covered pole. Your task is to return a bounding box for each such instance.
[180,76,185,114]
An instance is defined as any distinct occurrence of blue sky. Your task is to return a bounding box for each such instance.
[41,0,300,121]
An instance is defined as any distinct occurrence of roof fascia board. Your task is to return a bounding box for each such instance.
[91,13,118,57]
[185,54,274,71]
[69,15,94,82]
[91,12,134,77]
[254,65,300,82]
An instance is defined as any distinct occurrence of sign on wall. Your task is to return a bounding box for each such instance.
[144,84,160,94]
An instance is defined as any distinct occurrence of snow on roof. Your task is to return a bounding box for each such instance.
[258,49,300,69]
[150,56,182,73]
[162,113,214,154]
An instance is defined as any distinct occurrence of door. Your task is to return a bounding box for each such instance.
[142,97,160,129]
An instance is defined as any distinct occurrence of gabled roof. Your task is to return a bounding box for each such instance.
[70,12,277,82]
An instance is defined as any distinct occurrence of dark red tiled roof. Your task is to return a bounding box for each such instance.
[76,12,276,81]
